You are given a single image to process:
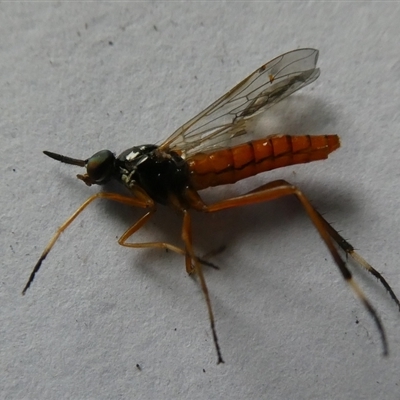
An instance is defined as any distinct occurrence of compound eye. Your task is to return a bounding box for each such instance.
[86,150,115,184]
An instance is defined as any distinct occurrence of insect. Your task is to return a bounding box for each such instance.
[23,48,399,364]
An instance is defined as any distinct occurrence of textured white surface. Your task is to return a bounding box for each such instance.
[2,3,400,399]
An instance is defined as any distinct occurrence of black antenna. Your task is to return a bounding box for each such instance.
[43,151,85,167]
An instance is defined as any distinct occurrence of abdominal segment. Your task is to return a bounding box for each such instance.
[187,135,340,190]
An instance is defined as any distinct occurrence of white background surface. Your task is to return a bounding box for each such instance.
[2,3,400,399]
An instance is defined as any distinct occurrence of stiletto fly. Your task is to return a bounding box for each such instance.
[23,48,400,364]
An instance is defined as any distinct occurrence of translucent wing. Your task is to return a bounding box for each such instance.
[159,48,320,158]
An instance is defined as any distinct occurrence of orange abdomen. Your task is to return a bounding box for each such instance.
[187,135,340,191]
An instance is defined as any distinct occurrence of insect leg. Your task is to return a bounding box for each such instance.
[23,192,153,294]
[204,179,393,356]
[118,211,220,269]
[118,209,188,256]
[119,209,224,363]
[314,209,400,312]
[181,210,224,364]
